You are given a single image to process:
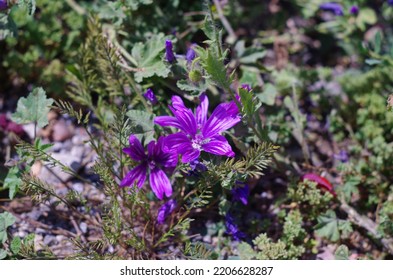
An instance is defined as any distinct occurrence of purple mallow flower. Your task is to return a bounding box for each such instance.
[155,94,241,163]
[165,40,176,63]
[225,214,245,241]
[120,135,178,200]
[186,45,196,63]
[349,5,359,15]
[231,181,249,205]
[0,0,8,11]
[157,199,176,224]
[143,88,158,105]
[319,2,344,16]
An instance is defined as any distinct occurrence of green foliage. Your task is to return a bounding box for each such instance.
[183,241,218,260]
[0,212,16,244]
[315,210,353,242]
[11,87,54,128]
[126,110,155,144]
[378,199,393,237]
[131,33,171,82]
[335,245,350,260]
[288,180,333,219]
[238,210,306,260]
[3,166,22,199]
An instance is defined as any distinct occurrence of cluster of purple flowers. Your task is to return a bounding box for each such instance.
[122,40,248,226]
[120,94,240,200]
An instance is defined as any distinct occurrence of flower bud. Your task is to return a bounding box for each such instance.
[188,69,202,83]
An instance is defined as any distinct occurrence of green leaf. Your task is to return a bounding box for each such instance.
[0,212,16,244]
[11,87,54,128]
[4,166,22,199]
[239,47,266,64]
[239,88,261,117]
[341,175,361,202]
[315,210,340,242]
[257,83,277,106]
[203,49,231,90]
[126,110,155,144]
[0,249,7,260]
[176,79,208,94]
[0,212,16,228]
[131,33,171,82]
[0,13,17,40]
[335,245,349,260]
[17,0,36,15]
[10,236,21,255]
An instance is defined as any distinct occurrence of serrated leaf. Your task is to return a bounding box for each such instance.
[342,176,361,202]
[126,110,155,144]
[10,236,21,255]
[335,245,349,260]
[239,88,261,117]
[4,166,22,199]
[176,79,208,94]
[0,249,7,260]
[315,210,340,242]
[131,33,171,82]
[203,49,230,89]
[11,87,54,128]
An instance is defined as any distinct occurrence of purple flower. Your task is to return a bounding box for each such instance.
[349,5,359,15]
[319,2,344,16]
[154,94,241,163]
[157,199,176,224]
[165,40,176,63]
[334,150,349,163]
[120,135,178,200]
[186,45,196,63]
[225,214,245,241]
[389,0,393,6]
[231,181,249,205]
[0,0,8,11]
[241,84,252,92]
[143,88,158,105]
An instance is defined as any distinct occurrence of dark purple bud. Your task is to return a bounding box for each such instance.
[157,199,176,224]
[225,214,245,241]
[165,40,176,63]
[349,5,359,15]
[231,181,249,205]
[320,2,344,16]
[334,150,349,163]
[0,0,8,11]
[143,88,158,105]
[186,45,196,63]
[241,84,252,92]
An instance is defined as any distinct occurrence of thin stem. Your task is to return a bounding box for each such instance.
[124,73,152,114]
[212,0,237,42]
